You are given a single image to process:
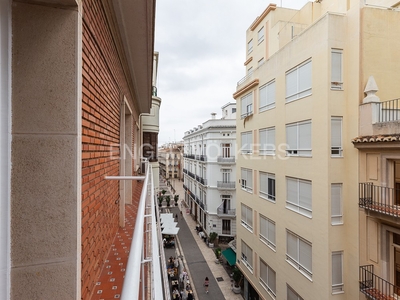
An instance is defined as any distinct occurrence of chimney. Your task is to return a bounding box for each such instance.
[211,113,216,119]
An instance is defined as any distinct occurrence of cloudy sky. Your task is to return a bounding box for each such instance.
[155,0,309,145]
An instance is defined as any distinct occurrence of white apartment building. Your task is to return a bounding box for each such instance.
[183,103,237,242]
[234,1,400,300]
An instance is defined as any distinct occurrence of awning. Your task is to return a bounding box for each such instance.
[222,248,236,266]
[162,227,180,235]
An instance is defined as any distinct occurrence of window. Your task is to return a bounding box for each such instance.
[331,184,343,225]
[331,117,343,157]
[259,80,276,112]
[287,285,304,300]
[248,39,253,54]
[286,59,312,102]
[232,107,236,113]
[258,58,264,67]
[259,127,275,155]
[286,177,312,217]
[241,203,253,231]
[258,26,265,43]
[222,168,231,183]
[331,49,343,90]
[286,120,311,157]
[222,143,231,158]
[241,131,252,154]
[260,214,276,250]
[260,259,276,298]
[260,172,275,201]
[332,251,344,293]
[222,219,231,235]
[241,240,253,271]
[241,92,253,118]
[241,168,253,192]
[248,66,253,74]
[286,230,312,278]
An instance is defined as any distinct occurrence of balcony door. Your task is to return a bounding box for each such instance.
[393,233,400,294]
[395,161,400,205]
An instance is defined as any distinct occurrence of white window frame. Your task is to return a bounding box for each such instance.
[260,214,276,250]
[286,120,312,157]
[285,59,312,102]
[222,168,231,183]
[258,26,265,43]
[286,177,312,217]
[259,80,276,112]
[332,251,344,293]
[259,127,275,155]
[287,285,304,300]
[331,183,343,225]
[241,240,253,272]
[241,168,253,193]
[331,117,343,157]
[286,230,312,279]
[241,203,253,231]
[241,92,253,119]
[241,131,252,154]
[259,172,276,202]
[248,39,253,54]
[222,219,231,235]
[331,49,343,90]
[260,259,276,298]
[221,143,231,158]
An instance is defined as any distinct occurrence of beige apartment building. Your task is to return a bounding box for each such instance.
[233,1,400,300]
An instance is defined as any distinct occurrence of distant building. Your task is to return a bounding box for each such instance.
[183,103,237,242]
[234,1,400,300]
[159,142,184,181]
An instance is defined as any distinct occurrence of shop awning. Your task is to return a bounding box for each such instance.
[222,248,236,266]
[162,227,180,235]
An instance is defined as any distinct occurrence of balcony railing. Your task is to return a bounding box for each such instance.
[186,154,195,159]
[378,98,400,122]
[359,182,400,217]
[116,161,168,300]
[217,181,236,189]
[217,203,236,216]
[183,168,188,174]
[217,156,235,163]
[360,265,400,299]
[200,178,207,186]
[183,184,187,191]
[199,155,207,162]
[188,171,195,179]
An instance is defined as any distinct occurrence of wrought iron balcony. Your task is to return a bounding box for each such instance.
[200,178,207,186]
[217,202,236,216]
[200,202,205,210]
[199,155,207,162]
[196,175,201,182]
[377,98,400,123]
[360,265,400,299]
[217,156,235,163]
[183,184,187,191]
[217,181,236,190]
[183,168,188,174]
[188,171,195,179]
[186,154,195,159]
[359,183,400,217]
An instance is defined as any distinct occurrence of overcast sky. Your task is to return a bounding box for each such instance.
[155,0,309,145]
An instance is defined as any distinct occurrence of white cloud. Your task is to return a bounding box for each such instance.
[155,0,310,145]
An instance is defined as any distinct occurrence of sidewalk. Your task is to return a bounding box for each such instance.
[160,178,243,300]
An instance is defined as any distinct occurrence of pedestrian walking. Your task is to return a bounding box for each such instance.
[203,276,209,293]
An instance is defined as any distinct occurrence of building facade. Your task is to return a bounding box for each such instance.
[183,103,237,242]
[159,142,184,181]
[234,1,400,300]
[0,1,156,299]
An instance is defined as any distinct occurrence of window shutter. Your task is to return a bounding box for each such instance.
[266,128,275,151]
[268,267,276,293]
[299,122,311,150]
[260,215,267,237]
[286,70,297,100]
[287,178,298,204]
[260,172,267,194]
[286,125,297,150]
[259,129,266,150]
[268,220,276,245]
[287,232,298,261]
[259,85,267,109]
[299,180,312,211]
[267,81,276,106]
[331,118,342,148]
[299,240,312,273]
[332,252,343,286]
[298,60,312,95]
[331,51,342,83]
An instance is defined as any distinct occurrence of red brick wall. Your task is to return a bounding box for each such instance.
[81,1,140,299]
